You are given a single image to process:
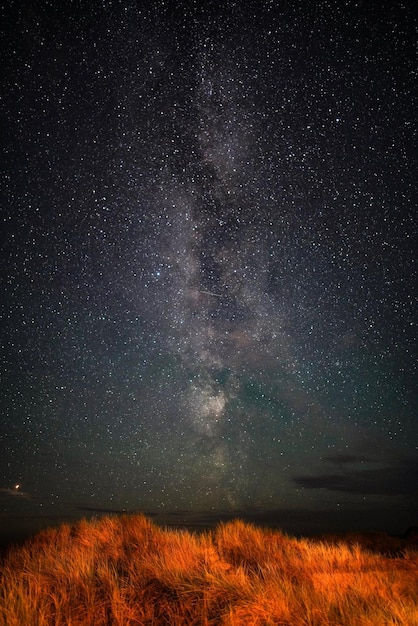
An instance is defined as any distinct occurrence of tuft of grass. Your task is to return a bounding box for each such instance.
[0,513,417,625]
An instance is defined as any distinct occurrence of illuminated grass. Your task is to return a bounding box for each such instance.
[0,513,417,625]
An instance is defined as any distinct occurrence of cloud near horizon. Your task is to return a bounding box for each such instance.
[293,454,418,496]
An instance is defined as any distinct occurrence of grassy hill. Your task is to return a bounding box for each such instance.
[1,513,417,625]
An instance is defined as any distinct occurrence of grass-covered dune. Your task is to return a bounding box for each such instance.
[1,513,417,625]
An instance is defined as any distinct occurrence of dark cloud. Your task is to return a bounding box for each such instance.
[0,487,34,500]
[293,457,418,496]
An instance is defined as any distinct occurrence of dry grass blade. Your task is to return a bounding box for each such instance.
[0,513,417,625]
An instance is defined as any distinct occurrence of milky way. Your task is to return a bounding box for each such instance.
[0,0,417,538]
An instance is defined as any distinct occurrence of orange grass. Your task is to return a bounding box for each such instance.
[0,513,417,625]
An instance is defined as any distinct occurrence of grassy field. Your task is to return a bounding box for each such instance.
[0,513,417,625]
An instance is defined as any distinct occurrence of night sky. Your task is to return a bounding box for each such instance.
[1,0,417,542]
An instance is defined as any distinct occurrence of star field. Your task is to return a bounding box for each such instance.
[0,0,417,540]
